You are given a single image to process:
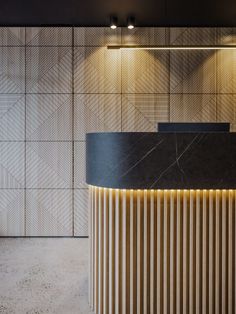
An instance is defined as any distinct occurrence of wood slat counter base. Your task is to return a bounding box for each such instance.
[89,186,236,314]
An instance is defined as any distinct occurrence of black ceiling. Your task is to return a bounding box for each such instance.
[1,0,236,26]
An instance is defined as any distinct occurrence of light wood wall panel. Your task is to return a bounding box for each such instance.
[122,94,169,131]
[0,95,25,140]
[74,94,121,141]
[26,94,73,141]
[74,46,121,93]
[1,27,236,236]
[26,27,72,46]
[89,187,236,314]
[26,142,72,189]
[0,190,24,236]
[121,27,168,46]
[170,94,217,122]
[74,27,121,46]
[26,47,72,93]
[121,50,169,94]
[26,189,72,236]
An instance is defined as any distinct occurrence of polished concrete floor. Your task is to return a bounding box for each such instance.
[0,238,90,314]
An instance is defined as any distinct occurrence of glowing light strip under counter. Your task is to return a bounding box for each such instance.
[88,184,235,191]
[107,44,236,50]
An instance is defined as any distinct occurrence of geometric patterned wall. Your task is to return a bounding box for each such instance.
[0,27,236,236]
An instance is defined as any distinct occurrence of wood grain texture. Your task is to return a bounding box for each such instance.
[1,27,236,236]
[89,186,236,314]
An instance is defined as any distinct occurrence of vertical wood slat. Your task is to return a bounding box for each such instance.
[103,188,109,314]
[189,190,195,314]
[130,190,137,314]
[122,189,127,313]
[215,190,221,314]
[137,190,143,314]
[163,190,169,314]
[89,187,236,314]
[202,189,208,314]
[170,189,176,314]
[98,188,104,314]
[150,190,156,314]
[195,190,201,314]
[109,189,115,314]
[156,189,162,314]
[143,189,149,314]
[183,190,189,314]
[209,190,214,314]
[176,189,182,314]
[94,187,99,312]
[89,186,94,311]
[222,190,227,314]
[228,190,233,314]
[115,189,121,314]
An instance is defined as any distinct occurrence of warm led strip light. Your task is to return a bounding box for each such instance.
[107,45,236,50]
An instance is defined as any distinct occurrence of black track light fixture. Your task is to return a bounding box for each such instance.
[127,16,135,29]
[110,16,118,29]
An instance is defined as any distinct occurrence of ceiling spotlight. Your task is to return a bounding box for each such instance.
[127,17,135,29]
[110,16,118,29]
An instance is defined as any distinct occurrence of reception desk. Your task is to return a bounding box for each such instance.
[86,132,236,314]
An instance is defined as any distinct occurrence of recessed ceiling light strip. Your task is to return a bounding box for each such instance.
[107,45,236,50]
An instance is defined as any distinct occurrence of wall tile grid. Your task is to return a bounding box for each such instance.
[0,27,236,236]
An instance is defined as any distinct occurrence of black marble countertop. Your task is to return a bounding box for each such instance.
[86,132,236,189]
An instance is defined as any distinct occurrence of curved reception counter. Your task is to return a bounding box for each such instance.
[86,132,236,314]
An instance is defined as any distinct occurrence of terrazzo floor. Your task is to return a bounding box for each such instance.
[0,238,91,314]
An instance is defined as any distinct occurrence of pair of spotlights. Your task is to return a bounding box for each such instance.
[110,17,135,30]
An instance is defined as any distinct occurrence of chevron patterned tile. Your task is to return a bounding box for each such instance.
[26,47,72,93]
[121,50,169,93]
[0,190,24,236]
[0,47,25,93]
[170,27,216,45]
[170,94,217,122]
[74,94,121,141]
[26,94,72,141]
[26,27,72,46]
[74,27,121,46]
[0,27,25,46]
[74,47,121,93]
[26,142,72,189]
[170,50,216,93]
[0,142,25,188]
[122,94,169,131]
[216,49,236,93]
[215,27,236,45]
[121,27,168,45]
[74,189,88,236]
[26,189,72,236]
[74,142,86,189]
[0,94,25,140]
[216,94,236,124]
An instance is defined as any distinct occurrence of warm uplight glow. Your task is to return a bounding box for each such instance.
[128,25,134,30]
[107,45,236,50]
[110,24,117,29]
